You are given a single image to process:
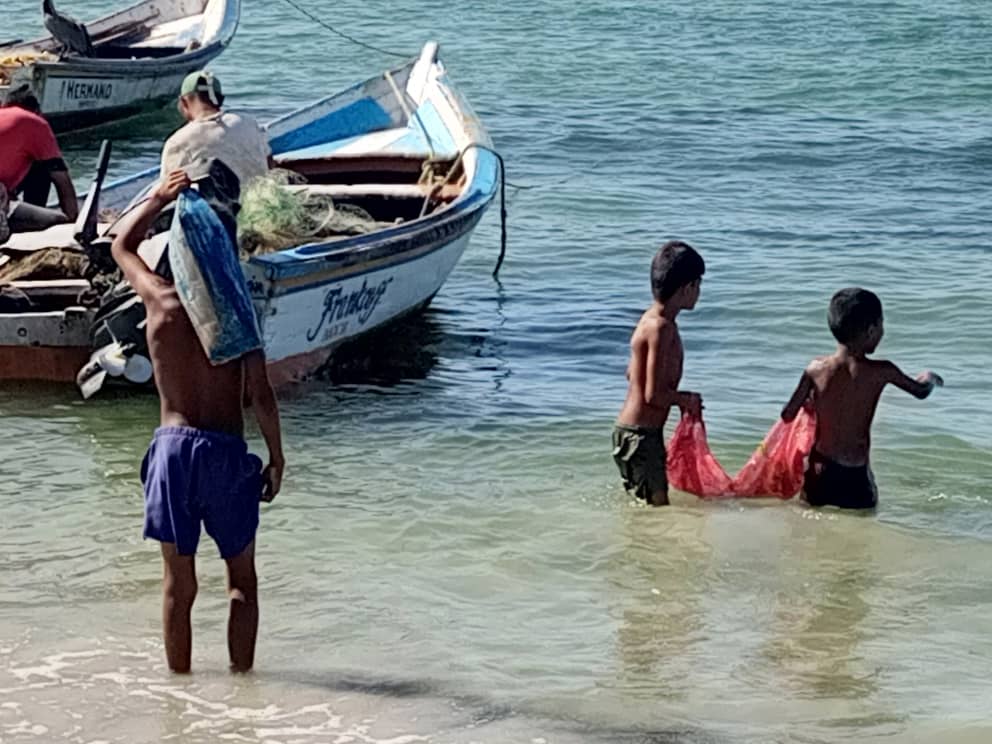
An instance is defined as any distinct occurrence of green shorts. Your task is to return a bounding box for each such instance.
[612,424,668,502]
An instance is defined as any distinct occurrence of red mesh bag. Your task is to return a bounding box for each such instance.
[666,415,734,498]
[730,408,816,498]
[667,408,817,500]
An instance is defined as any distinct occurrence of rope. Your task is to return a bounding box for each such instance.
[277,0,409,59]
[417,144,507,280]
[504,157,608,192]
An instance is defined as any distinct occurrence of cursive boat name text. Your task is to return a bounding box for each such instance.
[306,277,393,342]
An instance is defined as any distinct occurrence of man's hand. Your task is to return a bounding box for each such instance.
[261,458,284,503]
[112,170,188,301]
[679,392,703,419]
[917,370,944,390]
[152,169,191,206]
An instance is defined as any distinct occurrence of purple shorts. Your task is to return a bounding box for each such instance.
[141,426,263,559]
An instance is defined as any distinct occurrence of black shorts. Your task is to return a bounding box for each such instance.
[612,425,667,502]
[803,450,878,510]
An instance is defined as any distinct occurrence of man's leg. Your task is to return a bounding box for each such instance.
[224,540,258,672]
[8,201,70,233]
[649,488,670,507]
[16,161,53,207]
[161,543,197,673]
[0,184,9,244]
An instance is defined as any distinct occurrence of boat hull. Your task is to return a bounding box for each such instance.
[1,0,240,132]
[261,226,477,385]
[0,309,93,382]
[31,54,217,133]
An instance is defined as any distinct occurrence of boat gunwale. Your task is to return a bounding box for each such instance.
[247,162,497,283]
[250,190,492,295]
[25,40,228,75]
[5,0,239,70]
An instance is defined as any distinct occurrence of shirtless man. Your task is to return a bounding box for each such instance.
[112,170,284,672]
[613,240,705,506]
[781,287,941,509]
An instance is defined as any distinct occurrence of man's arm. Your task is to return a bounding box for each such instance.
[111,170,189,301]
[50,170,78,221]
[781,371,813,421]
[646,324,702,418]
[24,117,78,219]
[883,362,943,400]
[244,349,284,502]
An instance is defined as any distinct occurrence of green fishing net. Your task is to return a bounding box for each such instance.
[237,169,390,256]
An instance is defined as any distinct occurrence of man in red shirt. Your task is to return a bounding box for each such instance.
[0,85,78,242]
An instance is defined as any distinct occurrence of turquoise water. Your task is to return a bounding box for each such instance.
[2,1,991,742]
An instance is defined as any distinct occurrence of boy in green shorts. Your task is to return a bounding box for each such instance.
[613,241,704,506]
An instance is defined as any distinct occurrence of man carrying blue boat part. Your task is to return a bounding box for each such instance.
[161,71,272,192]
[112,169,285,674]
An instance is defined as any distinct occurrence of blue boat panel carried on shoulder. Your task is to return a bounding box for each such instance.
[169,190,263,365]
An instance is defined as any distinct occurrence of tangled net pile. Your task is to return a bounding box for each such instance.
[237,170,393,256]
[0,52,58,84]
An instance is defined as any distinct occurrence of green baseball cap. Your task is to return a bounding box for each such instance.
[179,70,223,105]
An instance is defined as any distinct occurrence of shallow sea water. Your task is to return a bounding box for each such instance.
[2,1,991,742]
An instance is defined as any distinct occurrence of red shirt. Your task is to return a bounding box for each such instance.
[0,106,63,191]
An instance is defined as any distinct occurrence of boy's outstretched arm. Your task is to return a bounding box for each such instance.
[244,350,285,502]
[781,371,813,421]
[111,170,190,301]
[884,362,943,400]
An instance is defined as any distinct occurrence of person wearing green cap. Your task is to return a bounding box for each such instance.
[160,70,272,193]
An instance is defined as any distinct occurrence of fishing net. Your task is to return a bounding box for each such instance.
[0,52,58,84]
[237,169,392,256]
[667,408,817,499]
[0,247,87,284]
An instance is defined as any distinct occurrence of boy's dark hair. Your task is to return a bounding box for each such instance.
[828,288,883,345]
[3,84,42,114]
[651,240,705,301]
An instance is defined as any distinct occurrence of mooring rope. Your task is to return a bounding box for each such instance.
[419,144,507,279]
[277,0,409,59]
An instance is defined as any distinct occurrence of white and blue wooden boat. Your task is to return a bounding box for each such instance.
[0,0,240,132]
[0,42,501,389]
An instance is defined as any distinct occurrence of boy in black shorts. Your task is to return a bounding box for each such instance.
[781,288,942,509]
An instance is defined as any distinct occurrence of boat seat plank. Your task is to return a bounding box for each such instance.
[10,279,90,292]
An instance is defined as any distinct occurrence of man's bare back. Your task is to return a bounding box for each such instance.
[804,353,890,466]
[144,278,245,435]
[784,349,939,468]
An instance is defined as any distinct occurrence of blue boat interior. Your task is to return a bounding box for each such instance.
[264,85,467,225]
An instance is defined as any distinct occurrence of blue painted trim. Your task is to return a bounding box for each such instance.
[269,98,394,155]
[264,60,412,136]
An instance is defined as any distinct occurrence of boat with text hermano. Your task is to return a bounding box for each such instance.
[0,42,501,390]
[0,0,240,132]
